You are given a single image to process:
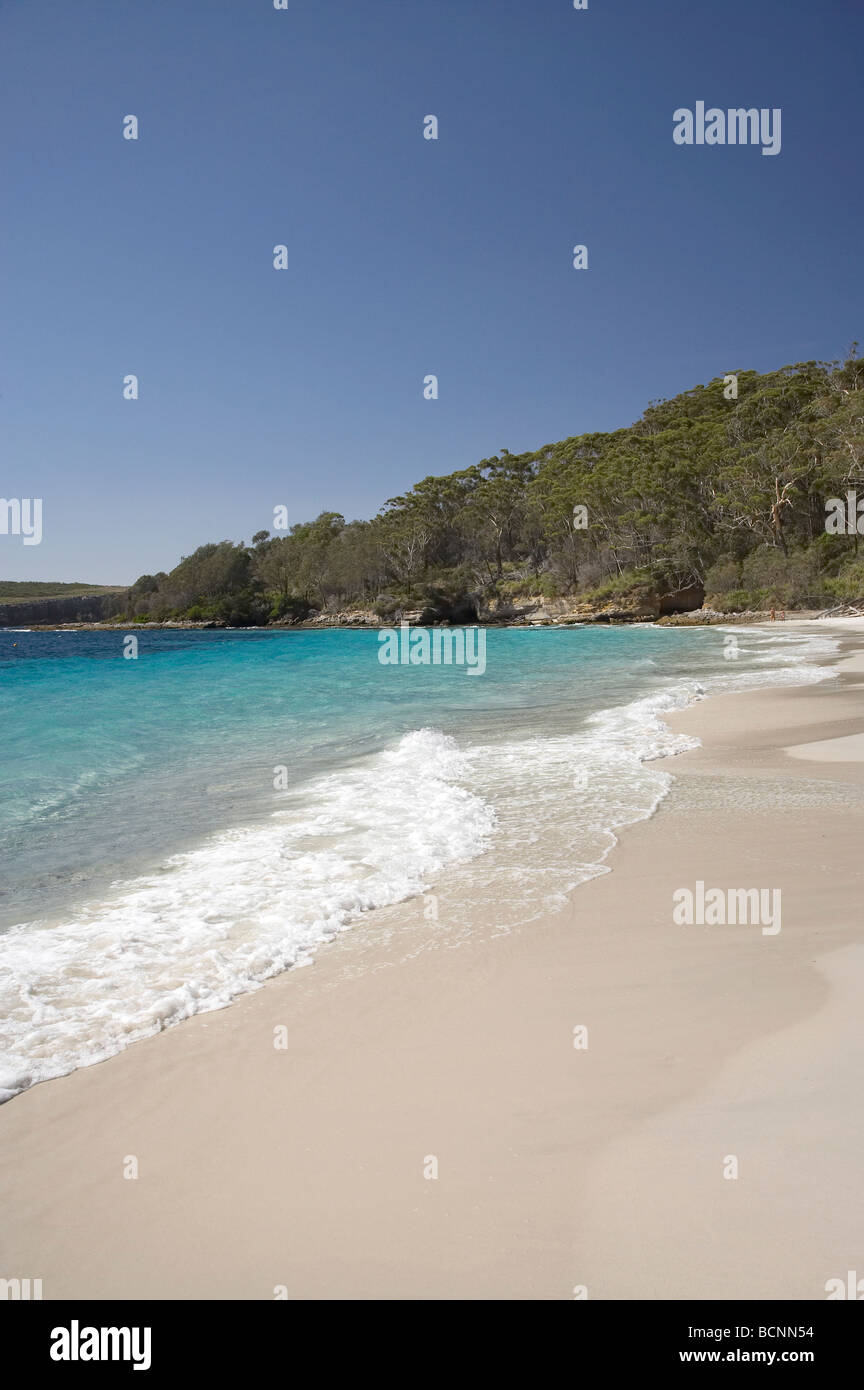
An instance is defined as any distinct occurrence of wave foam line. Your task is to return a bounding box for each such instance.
[0,729,495,1100]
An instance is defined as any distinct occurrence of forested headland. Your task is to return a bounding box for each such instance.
[14,352,864,627]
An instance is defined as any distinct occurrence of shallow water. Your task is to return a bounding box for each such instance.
[0,623,837,1098]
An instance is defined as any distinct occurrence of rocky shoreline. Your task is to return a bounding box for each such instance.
[12,606,835,632]
[7,580,851,633]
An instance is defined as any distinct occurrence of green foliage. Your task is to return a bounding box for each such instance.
[716,590,757,613]
[99,349,864,625]
[269,594,314,623]
[705,546,828,610]
[578,570,656,604]
[372,594,401,618]
[826,559,864,601]
[0,582,122,602]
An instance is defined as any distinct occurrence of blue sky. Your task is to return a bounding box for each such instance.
[2,0,862,584]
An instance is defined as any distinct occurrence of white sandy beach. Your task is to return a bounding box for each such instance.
[1,619,863,1300]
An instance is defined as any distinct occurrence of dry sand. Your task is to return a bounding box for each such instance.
[1,620,863,1300]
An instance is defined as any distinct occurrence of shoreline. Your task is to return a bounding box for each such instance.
[1,608,836,632]
[0,619,834,1103]
[1,619,862,1298]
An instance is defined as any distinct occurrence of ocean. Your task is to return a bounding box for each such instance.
[0,622,837,1100]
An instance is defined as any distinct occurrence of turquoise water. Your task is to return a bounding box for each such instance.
[0,623,836,1098]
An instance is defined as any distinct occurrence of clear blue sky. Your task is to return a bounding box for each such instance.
[2,0,862,584]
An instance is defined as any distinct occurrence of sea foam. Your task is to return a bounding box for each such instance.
[0,626,838,1101]
[0,728,495,1100]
